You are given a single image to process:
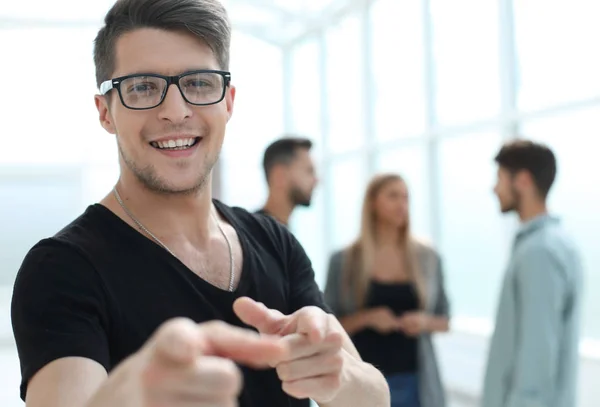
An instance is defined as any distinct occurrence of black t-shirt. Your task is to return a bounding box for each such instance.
[351,281,419,376]
[255,208,288,228]
[11,200,329,407]
[255,208,269,217]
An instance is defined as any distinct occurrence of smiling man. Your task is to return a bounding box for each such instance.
[10,1,389,407]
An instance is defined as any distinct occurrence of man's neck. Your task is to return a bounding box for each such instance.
[262,193,294,226]
[518,200,548,223]
[103,173,217,248]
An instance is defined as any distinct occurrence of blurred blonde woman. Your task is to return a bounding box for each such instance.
[324,173,450,407]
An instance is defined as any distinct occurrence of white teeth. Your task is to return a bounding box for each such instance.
[152,138,197,150]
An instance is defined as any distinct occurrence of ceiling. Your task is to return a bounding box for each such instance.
[0,0,361,46]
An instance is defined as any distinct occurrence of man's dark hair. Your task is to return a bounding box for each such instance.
[262,137,313,183]
[93,0,231,88]
[494,138,557,198]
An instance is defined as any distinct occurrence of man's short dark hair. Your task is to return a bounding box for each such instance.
[494,138,557,198]
[262,137,313,183]
[93,0,231,88]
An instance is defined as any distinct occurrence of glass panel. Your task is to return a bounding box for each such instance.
[375,144,432,240]
[0,345,22,407]
[1,0,112,20]
[227,3,282,26]
[514,0,600,110]
[81,163,120,204]
[325,14,365,153]
[0,171,83,286]
[328,156,368,250]
[289,187,328,288]
[287,37,325,283]
[437,131,512,321]
[222,34,284,209]
[521,107,600,340]
[289,38,323,159]
[271,0,337,13]
[0,28,107,165]
[430,0,501,125]
[370,0,426,141]
[286,38,325,280]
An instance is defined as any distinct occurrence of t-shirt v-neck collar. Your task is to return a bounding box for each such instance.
[88,201,251,295]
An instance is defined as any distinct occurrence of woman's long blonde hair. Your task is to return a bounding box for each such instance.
[342,173,426,309]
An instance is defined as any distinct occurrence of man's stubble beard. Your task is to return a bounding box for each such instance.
[500,184,521,214]
[118,141,220,197]
[289,186,312,208]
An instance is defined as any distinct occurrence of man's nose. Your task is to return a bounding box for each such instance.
[157,84,193,123]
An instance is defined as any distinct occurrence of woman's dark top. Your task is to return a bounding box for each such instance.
[351,280,419,376]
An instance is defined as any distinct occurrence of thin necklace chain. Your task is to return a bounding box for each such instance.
[113,187,235,292]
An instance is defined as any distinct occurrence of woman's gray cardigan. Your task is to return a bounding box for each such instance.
[323,243,450,407]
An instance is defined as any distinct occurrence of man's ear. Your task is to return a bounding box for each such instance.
[94,94,116,134]
[269,165,288,188]
[225,85,236,122]
[514,170,533,192]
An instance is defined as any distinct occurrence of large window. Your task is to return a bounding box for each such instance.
[325,14,365,154]
[289,38,322,157]
[430,0,501,125]
[0,169,84,285]
[328,156,368,251]
[213,0,600,350]
[0,26,114,287]
[0,27,103,165]
[289,187,328,288]
[221,34,284,209]
[521,107,600,340]
[436,131,512,320]
[287,37,328,287]
[514,0,600,111]
[370,0,426,141]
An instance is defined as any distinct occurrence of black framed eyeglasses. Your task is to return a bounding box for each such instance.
[99,69,231,110]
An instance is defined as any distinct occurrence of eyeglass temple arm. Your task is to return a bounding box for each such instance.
[99,80,116,95]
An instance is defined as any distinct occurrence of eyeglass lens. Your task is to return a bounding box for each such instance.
[119,72,225,109]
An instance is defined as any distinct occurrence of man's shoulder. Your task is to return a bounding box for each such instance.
[514,223,583,288]
[216,200,289,240]
[215,200,300,269]
[52,204,106,242]
[253,207,288,228]
[521,221,580,262]
[17,205,111,278]
[254,208,269,217]
[14,235,103,311]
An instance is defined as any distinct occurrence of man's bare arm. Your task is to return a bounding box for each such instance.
[26,357,107,407]
[24,319,287,407]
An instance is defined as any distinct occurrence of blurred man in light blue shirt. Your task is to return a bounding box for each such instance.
[483,139,583,407]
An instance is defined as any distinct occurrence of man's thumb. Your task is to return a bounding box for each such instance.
[233,297,288,335]
[147,318,200,366]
